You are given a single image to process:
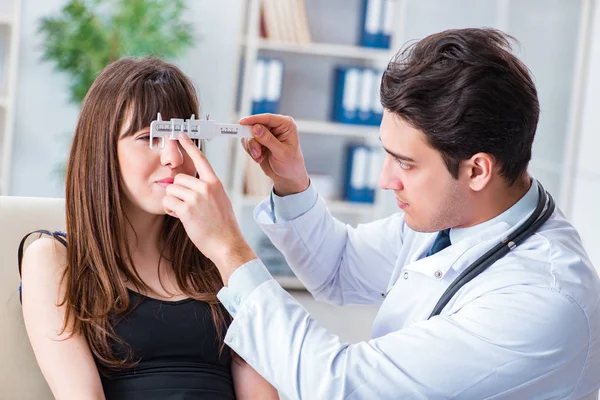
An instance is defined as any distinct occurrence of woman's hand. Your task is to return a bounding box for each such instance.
[162,133,257,285]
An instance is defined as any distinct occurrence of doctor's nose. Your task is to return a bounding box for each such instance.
[160,139,185,169]
[379,156,404,191]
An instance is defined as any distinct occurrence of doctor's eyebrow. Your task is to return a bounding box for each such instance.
[378,137,416,163]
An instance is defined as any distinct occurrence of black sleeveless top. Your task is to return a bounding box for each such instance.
[18,231,235,400]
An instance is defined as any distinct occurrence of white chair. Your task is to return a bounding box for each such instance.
[0,196,64,399]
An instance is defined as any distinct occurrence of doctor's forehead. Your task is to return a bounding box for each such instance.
[380,111,430,151]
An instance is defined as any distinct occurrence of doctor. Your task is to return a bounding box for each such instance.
[165,28,600,399]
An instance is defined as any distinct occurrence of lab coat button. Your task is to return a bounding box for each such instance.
[234,296,241,305]
[403,272,409,280]
[434,270,442,279]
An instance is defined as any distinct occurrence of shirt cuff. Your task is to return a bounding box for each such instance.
[217,259,273,317]
[271,181,319,223]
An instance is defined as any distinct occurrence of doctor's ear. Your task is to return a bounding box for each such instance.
[463,152,494,192]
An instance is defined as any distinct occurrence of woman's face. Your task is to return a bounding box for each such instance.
[117,116,197,215]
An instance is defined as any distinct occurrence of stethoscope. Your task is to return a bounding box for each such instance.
[428,180,555,319]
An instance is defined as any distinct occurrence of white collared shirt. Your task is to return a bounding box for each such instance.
[218,179,600,399]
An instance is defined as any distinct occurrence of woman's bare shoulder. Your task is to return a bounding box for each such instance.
[21,236,68,295]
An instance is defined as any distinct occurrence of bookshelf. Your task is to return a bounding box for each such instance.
[0,0,21,195]
[244,37,392,61]
[229,0,401,289]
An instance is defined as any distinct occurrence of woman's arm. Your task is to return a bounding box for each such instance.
[21,237,105,400]
[232,356,279,399]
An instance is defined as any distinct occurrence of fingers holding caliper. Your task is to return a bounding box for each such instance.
[149,113,253,149]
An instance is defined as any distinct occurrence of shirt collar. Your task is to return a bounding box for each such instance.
[449,178,539,246]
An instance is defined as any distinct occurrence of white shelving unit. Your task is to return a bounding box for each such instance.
[244,37,393,61]
[229,0,403,288]
[0,0,21,195]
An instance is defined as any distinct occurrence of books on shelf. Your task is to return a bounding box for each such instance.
[251,57,284,115]
[260,0,312,44]
[233,0,398,235]
[344,145,384,203]
[332,67,384,126]
[359,0,395,49]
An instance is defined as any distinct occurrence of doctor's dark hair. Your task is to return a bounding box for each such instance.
[380,28,539,185]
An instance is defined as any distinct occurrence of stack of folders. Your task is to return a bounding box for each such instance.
[345,145,385,203]
[332,67,384,126]
[251,58,284,115]
[260,0,312,44]
[359,0,396,49]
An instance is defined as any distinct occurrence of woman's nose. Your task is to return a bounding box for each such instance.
[160,139,184,168]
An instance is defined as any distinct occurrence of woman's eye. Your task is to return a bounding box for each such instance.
[138,135,163,148]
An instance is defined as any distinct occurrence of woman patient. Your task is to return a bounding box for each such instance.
[19,57,278,399]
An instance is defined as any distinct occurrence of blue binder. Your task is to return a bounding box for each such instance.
[379,0,393,49]
[345,145,375,203]
[332,67,361,124]
[251,58,267,114]
[357,68,374,125]
[370,69,384,126]
[263,58,284,114]
[359,0,391,49]
[251,58,284,114]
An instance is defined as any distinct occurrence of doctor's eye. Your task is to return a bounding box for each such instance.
[394,159,411,170]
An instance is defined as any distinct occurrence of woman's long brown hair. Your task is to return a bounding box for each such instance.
[63,57,230,371]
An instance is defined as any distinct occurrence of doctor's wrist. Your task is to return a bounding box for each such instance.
[273,174,310,197]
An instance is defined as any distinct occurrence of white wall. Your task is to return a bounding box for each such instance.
[571,1,600,269]
[9,0,79,197]
[8,0,245,197]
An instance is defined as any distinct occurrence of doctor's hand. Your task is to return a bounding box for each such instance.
[240,113,310,196]
[162,133,257,285]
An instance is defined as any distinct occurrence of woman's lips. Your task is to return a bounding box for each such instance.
[156,178,174,188]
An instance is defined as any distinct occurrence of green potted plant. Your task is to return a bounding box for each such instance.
[38,0,195,177]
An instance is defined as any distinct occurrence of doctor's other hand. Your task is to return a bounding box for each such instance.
[162,133,257,285]
[239,113,310,196]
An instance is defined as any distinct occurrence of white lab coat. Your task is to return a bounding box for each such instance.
[220,182,600,399]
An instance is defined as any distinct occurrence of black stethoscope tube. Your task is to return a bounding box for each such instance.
[428,181,556,319]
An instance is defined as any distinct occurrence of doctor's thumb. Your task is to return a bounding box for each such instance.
[250,124,285,157]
